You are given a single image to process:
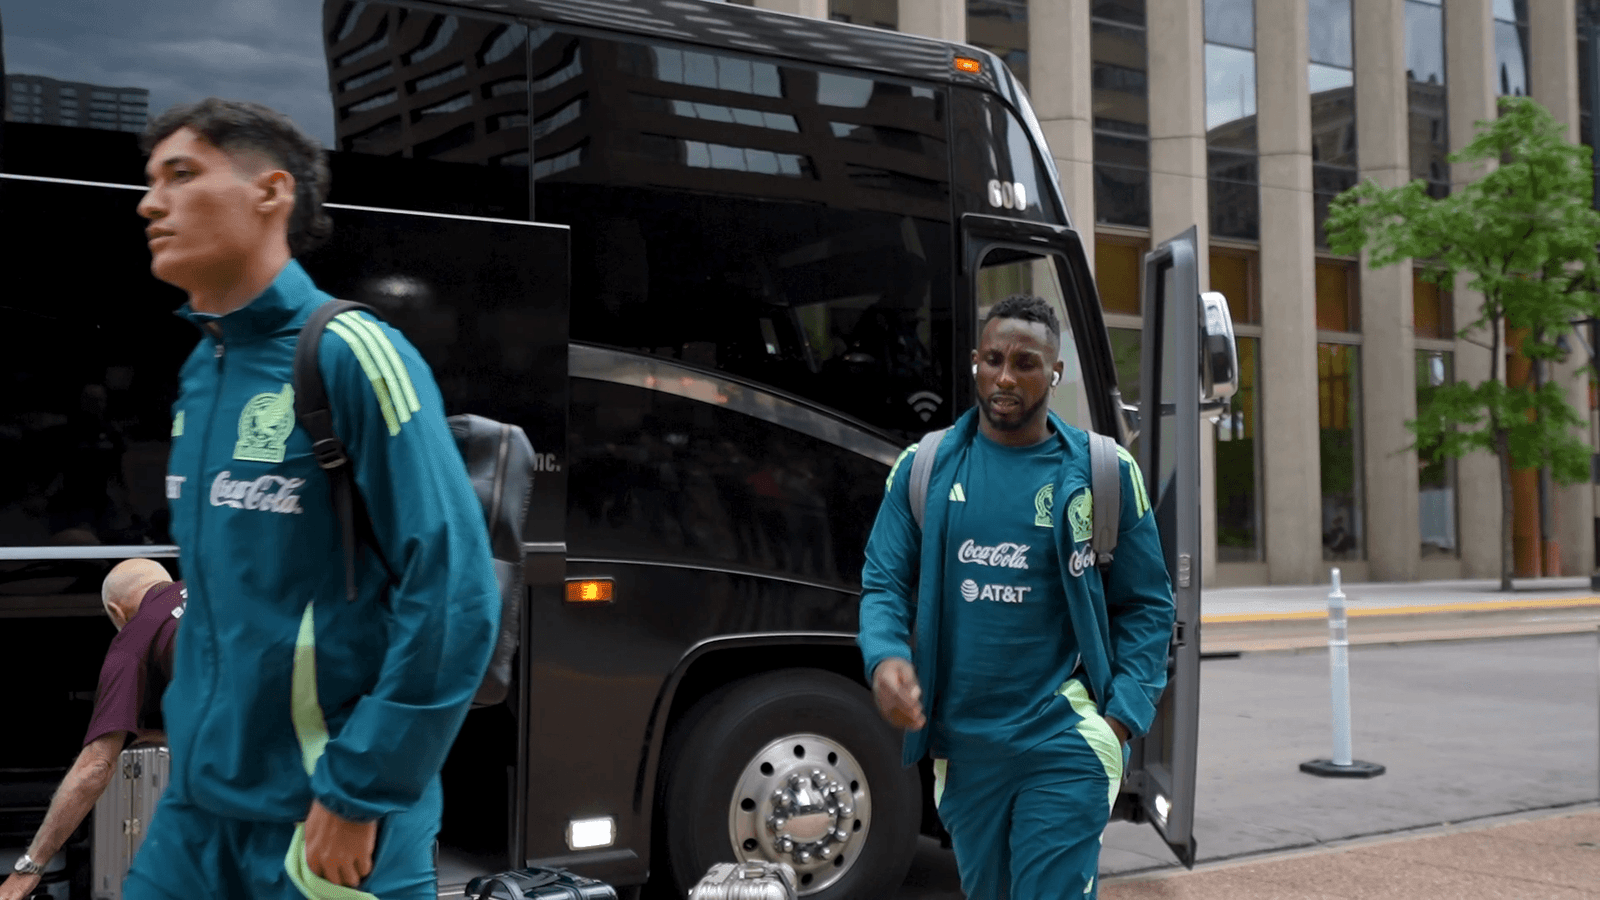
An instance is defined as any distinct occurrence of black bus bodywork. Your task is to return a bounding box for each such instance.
[0,1,1223,896]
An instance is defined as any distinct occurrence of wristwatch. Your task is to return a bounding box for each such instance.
[11,853,43,875]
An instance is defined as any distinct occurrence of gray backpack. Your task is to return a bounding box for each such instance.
[907,428,1123,573]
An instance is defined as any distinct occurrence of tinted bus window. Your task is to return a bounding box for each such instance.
[0,0,529,219]
[530,30,955,438]
[951,87,1063,223]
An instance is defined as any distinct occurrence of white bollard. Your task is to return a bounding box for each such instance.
[1299,568,1385,778]
[1328,568,1353,766]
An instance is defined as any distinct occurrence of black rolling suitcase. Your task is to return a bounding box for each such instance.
[464,867,617,899]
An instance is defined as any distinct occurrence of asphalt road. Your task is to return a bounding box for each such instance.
[891,632,1600,898]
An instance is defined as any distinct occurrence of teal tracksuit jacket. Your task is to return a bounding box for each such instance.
[857,408,1174,766]
[160,260,500,827]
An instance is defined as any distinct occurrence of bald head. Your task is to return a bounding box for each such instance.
[102,559,172,630]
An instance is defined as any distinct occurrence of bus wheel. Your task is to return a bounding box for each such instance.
[658,668,920,898]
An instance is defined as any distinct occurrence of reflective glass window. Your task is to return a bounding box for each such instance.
[1495,0,1530,97]
[1205,0,1255,50]
[1095,237,1146,316]
[1407,0,1449,195]
[1,1,531,220]
[1319,343,1364,561]
[1308,0,1353,68]
[967,0,1030,91]
[1413,268,1454,339]
[1206,43,1258,132]
[1092,7,1149,227]
[1216,335,1262,561]
[537,31,954,441]
[1209,248,1258,324]
[1417,350,1458,558]
[1315,259,1360,332]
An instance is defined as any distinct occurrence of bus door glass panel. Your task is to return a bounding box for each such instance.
[1129,227,1202,867]
[950,88,1064,224]
[972,247,1092,431]
[533,29,954,442]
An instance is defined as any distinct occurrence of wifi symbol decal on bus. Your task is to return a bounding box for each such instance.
[908,391,943,422]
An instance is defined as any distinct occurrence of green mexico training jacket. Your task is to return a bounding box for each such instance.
[163,260,499,824]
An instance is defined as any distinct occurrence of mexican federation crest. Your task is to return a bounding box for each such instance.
[234,384,296,464]
[1067,488,1094,543]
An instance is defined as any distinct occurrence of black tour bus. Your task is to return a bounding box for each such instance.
[0,1,1236,896]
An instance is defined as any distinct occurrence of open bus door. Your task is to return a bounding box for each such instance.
[1124,226,1237,868]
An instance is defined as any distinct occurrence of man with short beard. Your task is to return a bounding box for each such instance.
[857,294,1174,899]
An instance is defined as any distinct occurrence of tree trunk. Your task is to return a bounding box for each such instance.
[1497,430,1515,591]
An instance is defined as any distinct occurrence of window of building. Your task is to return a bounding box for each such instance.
[1416,350,1458,557]
[1217,335,1263,560]
[1210,247,1259,324]
[829,0,897,29]
[1315,258,1360,333]
[1310,0,1356,248]
[1413,267,1454,339]
[1205,0,1259,240]
[1407,0,1449,196]
[1092,0,1149,227]
[1495,0,1530,97]
[968,0,1030,90]
[1095,236,1146,317]
[1319,343,1364,560]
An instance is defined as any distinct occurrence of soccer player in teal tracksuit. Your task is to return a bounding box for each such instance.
[858,294,1174,899]
[125,99,499,899]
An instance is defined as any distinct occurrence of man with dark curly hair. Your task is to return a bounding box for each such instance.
[123,98,499,900]
[858,294,1175,899]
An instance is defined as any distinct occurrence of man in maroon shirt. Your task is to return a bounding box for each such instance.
[1,559,184,900]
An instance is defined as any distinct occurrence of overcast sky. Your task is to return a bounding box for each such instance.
[2,0,339,144]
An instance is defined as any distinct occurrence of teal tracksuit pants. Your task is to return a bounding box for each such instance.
[935,695,1126,900]
[122,778,442,900]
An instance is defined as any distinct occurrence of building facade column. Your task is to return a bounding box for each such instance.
[1147,0,1219,582]
[898,0,965,41]
[752,0,828,18]
[1355,0,1420,581]
[1255,0,1323,584]
[1027,0,1094,264]
[1446,0,1502,579]
[1529,0,1594,575]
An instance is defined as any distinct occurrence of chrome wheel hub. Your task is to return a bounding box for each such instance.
[727,733,870,896]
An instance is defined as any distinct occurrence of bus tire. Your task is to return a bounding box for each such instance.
[656,668,920,898]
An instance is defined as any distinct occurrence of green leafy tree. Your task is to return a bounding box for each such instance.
[1326,97,1600,590]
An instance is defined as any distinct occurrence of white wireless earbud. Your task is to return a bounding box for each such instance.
[972,363,979,376]
[1051,371,1061,386]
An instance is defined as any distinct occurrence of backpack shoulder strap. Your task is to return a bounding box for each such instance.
[907,427,949,530]
[293,299,394,602]
[1087,432,1122,572]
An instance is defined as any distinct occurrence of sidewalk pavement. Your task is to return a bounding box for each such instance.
[1200,576,1600,654]
[1103,804,1600,899]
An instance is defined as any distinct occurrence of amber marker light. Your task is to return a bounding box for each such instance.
[566,579,615,604]
[954,57,982,74]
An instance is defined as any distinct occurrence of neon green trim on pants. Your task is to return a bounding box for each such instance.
[932,758,948,809]
[1058,678,1124,815]
[287,601,378,900]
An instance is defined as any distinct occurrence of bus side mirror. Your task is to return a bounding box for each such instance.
[1199,291,1239,408]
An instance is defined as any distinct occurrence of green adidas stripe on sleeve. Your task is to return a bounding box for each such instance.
[1115,445,1151,517]
[326,319,402,436]
[340,313,421,415]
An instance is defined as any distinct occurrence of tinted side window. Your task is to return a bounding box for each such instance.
[531,30,954,438]
[1,1,528,219]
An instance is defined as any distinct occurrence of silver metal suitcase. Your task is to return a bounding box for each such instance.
[687,861,798,900]
[92,745,169,900]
